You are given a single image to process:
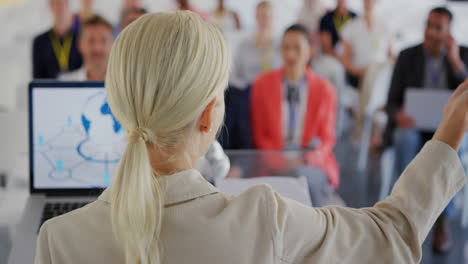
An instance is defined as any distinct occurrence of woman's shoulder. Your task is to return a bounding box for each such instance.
[252,69,282,88]
[223,183,279,215]
[228,183,276,200]
[36,199,122,263]
[39,199,110,239]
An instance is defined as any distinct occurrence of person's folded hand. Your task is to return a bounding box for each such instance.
[396,107,416,129]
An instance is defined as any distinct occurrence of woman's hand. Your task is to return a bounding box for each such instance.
[433,80,468,151]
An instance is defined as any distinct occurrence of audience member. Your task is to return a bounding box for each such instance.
[297,0,326,34]
[120,8,148,31]
[212,0,241,33]
[60,15,114,81]
[219,1,280,149]
[385,7,468,254]
[32,0,82,79]
[340,0,393,88]
[230,1,281,90]
[319,0,356,57]
[176,0,210,21]
[251,24,339,204]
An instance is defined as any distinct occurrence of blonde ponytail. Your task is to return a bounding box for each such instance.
[111,132,163,263]
[105,12,230,264]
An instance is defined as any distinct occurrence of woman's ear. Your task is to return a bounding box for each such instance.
[199,98,217,133]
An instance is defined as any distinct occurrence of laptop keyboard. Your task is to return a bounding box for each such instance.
[38,202,89,232]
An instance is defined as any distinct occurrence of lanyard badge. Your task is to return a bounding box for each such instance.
[50,32,73,72]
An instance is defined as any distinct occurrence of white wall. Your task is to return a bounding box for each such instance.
[0,0,467,110]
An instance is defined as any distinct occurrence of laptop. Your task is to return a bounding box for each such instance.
[8,81,126,264]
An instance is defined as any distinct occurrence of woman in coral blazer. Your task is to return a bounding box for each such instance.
[251,24,339,189]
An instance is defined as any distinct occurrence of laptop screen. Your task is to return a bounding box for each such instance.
[30,82,126,191]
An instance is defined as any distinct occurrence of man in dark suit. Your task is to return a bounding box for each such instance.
[385,7,468,254]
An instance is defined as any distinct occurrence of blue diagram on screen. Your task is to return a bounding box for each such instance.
[35,91,125,187]
[77,92,122,163]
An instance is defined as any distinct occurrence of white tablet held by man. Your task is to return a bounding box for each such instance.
[405,88,452,131]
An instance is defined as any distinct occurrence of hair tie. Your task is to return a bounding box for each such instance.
[128,127,153,143]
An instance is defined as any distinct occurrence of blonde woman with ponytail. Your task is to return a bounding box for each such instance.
[36,11,468,264]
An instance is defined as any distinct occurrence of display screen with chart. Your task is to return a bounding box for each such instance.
[31,86,126,189]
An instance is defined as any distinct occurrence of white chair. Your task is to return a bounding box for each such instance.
[357,62,394,172]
